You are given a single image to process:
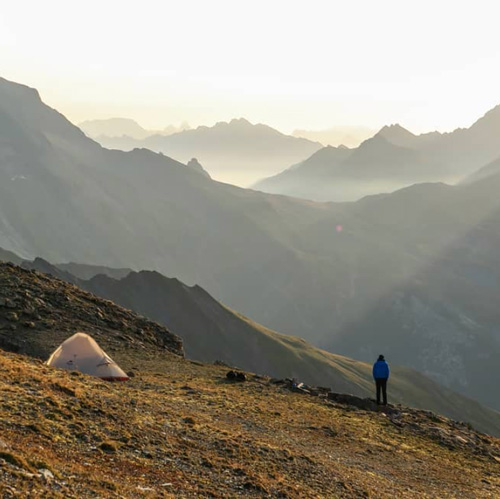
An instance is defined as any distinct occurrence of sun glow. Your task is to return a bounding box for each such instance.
[1,0,500,133]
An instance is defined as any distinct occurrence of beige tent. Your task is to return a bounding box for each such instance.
[47,332,129,381]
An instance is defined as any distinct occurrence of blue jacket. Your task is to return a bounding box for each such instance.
[373,360,390,379]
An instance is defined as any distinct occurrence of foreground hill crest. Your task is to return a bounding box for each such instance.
[0,262,183,359]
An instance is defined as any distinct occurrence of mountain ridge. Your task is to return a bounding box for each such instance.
[88,115,323,185]
[255,103,500,201]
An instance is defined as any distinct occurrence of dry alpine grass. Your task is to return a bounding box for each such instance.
[0,348,499,498]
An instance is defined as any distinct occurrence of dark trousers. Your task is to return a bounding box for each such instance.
[375,378,388,405]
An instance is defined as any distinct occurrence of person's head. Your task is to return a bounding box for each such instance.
[378,354,385,361]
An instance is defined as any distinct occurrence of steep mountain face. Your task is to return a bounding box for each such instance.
[2,77,500,412]
[255,107,500,202]
[3,259,500,437]
[323,181,500,405]
[94,117,323,185]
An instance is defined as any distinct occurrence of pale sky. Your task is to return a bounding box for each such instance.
[1,0,500,134]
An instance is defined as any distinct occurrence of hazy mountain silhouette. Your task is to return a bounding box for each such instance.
[2,76,500,411]
[55,261,133,281]
[94,117,323,186]
[79,118,191,141]
[251,145,353,201]
[292,125,376,148]
[255,108,500,201]
[79,118,152,140]
[462,154,500,185]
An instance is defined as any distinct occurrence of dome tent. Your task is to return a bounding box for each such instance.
[47,332,129,381]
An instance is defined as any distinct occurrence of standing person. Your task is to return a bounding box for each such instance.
[372,354,390,405]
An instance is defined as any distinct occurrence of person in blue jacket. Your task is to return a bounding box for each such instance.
[372,354,390,405]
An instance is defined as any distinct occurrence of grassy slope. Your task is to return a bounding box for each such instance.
[3,260,500,438]
[230,313,500,438]
[0,349,499,498]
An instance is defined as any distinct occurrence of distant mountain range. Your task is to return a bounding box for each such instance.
[2,76,500,413]
[79,117,191,140]
[255,109,500,201]
[88,117,323,186]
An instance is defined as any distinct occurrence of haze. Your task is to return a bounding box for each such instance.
[3,0,500,474]
[2,0,500,135]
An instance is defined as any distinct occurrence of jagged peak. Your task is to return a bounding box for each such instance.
[376,123,415,138]
[372,123,417,148]
[229,117,253,126]
[210,117,253,129]
[187,158,211,178]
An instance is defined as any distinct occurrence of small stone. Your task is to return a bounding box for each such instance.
[33,298,45,307]
[38,468,54,481]
[6,311,19,322]
[23,305,36,315]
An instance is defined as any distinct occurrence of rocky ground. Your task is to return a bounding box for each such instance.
[0,262,183,359]
[0,349,499,498]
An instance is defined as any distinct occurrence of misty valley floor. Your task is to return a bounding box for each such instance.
[0,350,499,498]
